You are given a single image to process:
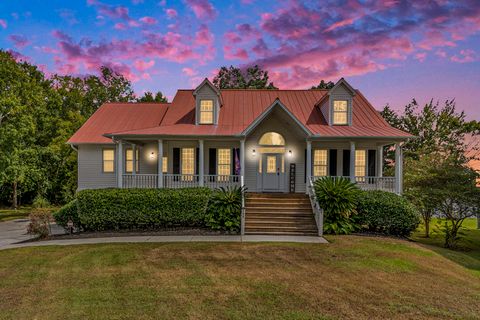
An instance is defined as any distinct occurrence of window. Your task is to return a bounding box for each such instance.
[355,150,366,177]
[259,132,285,146]
[125,148,139,173]
[266,156,277,173]
[313,150,328,177]
[181,148,195,180]
[162,156,168,173]
[103,149,115,173]
[217,149,231,177]
[333,100,348,125]
[199,99,214,124]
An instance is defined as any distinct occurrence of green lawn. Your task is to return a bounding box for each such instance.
[410,218,480,277]
[0,207,32,222]
[1,236,479,319]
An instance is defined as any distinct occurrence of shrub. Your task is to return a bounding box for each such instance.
[53,199,80,229]
[205,186,244,232]
[314,177,361,234]
[27,208,52,239]
[32,195,50,208]
[356,191,420,236]
[76,188,212,231]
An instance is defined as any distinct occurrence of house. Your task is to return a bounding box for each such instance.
[68,78,411,194]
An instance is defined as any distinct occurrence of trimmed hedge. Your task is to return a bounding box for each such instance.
[53,199,80,229]
[76,188,212,231]
[356,191,420,236]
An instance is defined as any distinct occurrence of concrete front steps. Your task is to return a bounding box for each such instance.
[244,193,318,236]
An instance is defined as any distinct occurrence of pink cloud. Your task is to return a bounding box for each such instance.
[451,49,477,63]
[8,34,30,48]
[185,0,217,20]
[0,19,7,29]
[134,59,155,71]
[182,67,197,76]
[166,9,177,18]
[224,46,249,61]
[415,52,427,62]
[195,24,214,46]
[139,16,157,25]
[114,22,127,30]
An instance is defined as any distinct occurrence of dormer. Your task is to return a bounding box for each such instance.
[318,78,356,126]
[193,78,222,125]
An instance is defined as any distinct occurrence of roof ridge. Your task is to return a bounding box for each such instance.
[104,101,171,105]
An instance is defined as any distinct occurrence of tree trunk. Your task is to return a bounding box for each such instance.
[424,217,430,238]
[12,181,18,209]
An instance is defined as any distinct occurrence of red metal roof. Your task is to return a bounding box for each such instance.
[67,102,169,144]
[69,89,412,143]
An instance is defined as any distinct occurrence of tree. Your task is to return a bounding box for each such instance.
[381,99,477,163]
[0,51,139,207]
[419,160,480,248]
[137,91,168,103]
[0,51,50,208]
[311,80,334,89]
[212,65,277,89]
[404,155,442,238]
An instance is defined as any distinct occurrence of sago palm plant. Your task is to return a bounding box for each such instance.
[314,177,361,234]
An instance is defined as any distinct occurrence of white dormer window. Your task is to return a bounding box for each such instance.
[332,100,348,125]
[199,99,214,124]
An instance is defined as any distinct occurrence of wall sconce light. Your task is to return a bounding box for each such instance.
[252,149,256,156]
[149,151,155,160]
[288,150,292,156]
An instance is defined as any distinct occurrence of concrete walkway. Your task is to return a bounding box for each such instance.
[1,234,327,251]
[0,219,34,247]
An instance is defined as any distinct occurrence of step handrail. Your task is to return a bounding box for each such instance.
[240,176,245,236]
[307,177,324,236]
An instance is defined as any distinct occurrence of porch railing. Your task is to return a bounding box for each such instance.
[122,174,158,188]
[163,174,199,188]
[311,176,396,193]
[307,177,324,236]
[204,175,241,189]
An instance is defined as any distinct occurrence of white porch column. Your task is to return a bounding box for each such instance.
[117,140,123,188]
[240,139,245,183]
[395,143,403,194]
[157,140,163,188]
[349,141,356,182]
[199,140,204,186]
[377,145,383,177]
[306,140,312,190]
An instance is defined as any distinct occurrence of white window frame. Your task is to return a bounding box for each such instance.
[162,156,168,173]
[217,149,231,177]
[125,148,139,173]
[355,150,366,177]
[181,148,195,180]
[313,149,328,177]
[332,100,349,125]
[102,149,115,173]
[199,99,214,124]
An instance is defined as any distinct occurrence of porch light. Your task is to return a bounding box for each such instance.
[149,151,155,160]
[288,150,292,156]
[252,149,256,156]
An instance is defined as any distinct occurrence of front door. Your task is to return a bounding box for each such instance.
[262,153,284,192]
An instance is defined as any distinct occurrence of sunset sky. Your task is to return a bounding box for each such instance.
[1,0,479,119]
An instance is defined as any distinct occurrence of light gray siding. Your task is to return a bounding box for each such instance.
[78,144,117,190]
[244,108,307,193]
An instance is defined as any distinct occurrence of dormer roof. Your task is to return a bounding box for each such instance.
[329,77,356,96]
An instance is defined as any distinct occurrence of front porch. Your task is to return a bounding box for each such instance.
[115,134,403,194]
[121,173,397,193]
